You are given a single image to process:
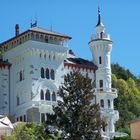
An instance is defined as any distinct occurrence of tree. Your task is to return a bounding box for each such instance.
[2,122,52,140]
[47,71,102,140]
[112,74,140,134]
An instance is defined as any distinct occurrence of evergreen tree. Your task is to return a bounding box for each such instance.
[47,71,101,140]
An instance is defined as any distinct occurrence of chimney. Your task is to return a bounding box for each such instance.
[15,24,19,36]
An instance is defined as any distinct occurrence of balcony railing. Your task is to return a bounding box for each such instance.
[101,131,128,139]
[16,100,57,113]
[91,33,111,41]
[93,88,117,95]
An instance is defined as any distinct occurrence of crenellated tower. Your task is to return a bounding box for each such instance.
[89,7,119,139]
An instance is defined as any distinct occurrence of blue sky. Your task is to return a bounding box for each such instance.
[0,0,140,76]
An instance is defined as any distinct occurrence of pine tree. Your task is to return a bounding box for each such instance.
[47,71,101,140]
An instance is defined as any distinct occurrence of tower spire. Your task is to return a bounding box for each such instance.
[96,6,103,27]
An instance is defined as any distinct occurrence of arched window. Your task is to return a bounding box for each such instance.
[31,33,34,40]
[45,36,48,42]
[99,56,102,64]
[49,54,51,60]
[102,121,106,132]
[40,35,44,41]
[41,113,45,123]
[24,115,26,122]
[36,34,39,40]
[41,67,45,78]
[44,54,46,59]
[45,90,50,100]
[51,69,55,80]
[46,68,49,79]
[20,116,22,121]
[53,55,55,60]
[100,99,104,107]
[52,92,56,101]
[108,99,111,108]
[100,32,104,39]
[40,90,44,100]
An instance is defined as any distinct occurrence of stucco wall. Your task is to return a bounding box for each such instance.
[130,121,140,140]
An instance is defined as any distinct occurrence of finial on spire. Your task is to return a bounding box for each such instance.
[96,6,103,27]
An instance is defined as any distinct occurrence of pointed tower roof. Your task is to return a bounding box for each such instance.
[96,6,104,27]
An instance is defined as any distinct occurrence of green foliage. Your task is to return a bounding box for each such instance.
[112,64,140,134]
[112,64,138,82]
[112,136,132,140]
[47,71,102,140]
[2,122,51,140]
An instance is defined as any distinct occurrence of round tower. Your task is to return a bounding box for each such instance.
[90,7,112,91]
[89,7,119,139]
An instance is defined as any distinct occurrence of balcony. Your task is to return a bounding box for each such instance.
[101,131,128,139]
[16,100,57,114]
[100,108,119,120]
[90,33,111,41]
[93,88,118,98]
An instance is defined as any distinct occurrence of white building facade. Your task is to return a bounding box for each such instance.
[0,9,120,139]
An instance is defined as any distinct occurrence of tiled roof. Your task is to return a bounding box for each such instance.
[66,57,97,68]
[0,59,11,67]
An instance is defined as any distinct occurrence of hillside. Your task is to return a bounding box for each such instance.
[111,64,140,134]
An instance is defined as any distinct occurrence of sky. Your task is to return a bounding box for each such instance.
[0,0,140,76]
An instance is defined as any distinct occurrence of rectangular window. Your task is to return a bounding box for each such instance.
[99,56,102,64]
[99,80,103,91]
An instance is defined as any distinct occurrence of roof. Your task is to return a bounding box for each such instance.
[1,26,71,45]
[129,118,140,124]
[0,59,11,68]
[0,116,13,129]
[65,57,97,71]
[66,57,97,67]
[29,27,72,39]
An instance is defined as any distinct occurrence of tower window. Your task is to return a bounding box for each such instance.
[100,32,104,39]
[108,99,111,108]
[40,90,44,100]
[100,99,104,107]
[41,67,45,78]
[17,96,20,106]
[45,90,50,101]
[99,56,102,64]
[20,71,22,81]
[99,80,103,90]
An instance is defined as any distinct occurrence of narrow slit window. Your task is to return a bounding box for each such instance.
[100,99,104,107]
[99,56,102,64]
